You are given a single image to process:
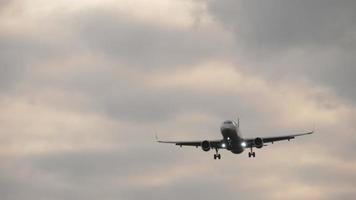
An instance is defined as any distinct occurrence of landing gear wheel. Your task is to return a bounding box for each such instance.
[248,151,256,158]
[213,148,221,160]
[214,154,221,160]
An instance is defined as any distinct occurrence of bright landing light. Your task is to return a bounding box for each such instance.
[241,142,246,147]
[221,143,226,148]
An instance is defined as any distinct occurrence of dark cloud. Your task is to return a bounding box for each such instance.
[209,0,356,50]
[207,0,356,101]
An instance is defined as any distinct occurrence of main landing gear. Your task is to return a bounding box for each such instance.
[248,147,256,158]
[214,148,221,160]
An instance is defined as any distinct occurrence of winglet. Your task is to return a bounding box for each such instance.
[155,130,159,142]
[308,123,316,135]
[313,123,316,133]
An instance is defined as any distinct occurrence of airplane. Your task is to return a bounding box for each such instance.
[157,119,314,159]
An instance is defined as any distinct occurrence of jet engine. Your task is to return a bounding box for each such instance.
[201,140,211,151]
[254,137,264,148]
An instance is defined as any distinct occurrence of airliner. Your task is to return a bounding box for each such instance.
[157,120,313,159]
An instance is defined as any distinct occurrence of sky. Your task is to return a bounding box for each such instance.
[0,0,356,199]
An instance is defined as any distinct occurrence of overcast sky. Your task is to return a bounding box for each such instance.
[1,0,356,200]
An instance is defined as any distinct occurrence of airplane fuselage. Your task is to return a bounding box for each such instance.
[220,120,244,154]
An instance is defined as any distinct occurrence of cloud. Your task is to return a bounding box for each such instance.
[0,1,356,200]
[0,34,36,91]
[0,0,12,12]
[70,7,232,69]
[208,0,356,51]
[207,0,356,102]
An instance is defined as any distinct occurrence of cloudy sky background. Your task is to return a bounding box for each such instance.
[1,0,356,199]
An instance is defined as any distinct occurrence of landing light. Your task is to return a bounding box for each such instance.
[221,143,226,148]
[241,142,246,147]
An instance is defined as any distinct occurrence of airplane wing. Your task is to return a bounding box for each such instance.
[244,131,314,148]
[157,138,224,149]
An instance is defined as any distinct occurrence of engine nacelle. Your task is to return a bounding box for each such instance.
[201,140,211,151]
[254,137,264,148]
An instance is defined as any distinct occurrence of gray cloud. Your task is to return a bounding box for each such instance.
[0,35,34,91]
[207,0,356,101]
[0,7,235,123]
[0,29,75,92]
[209,0,356,50]
[73,8,232,69]
[0,1,356,200]
[297,162,356,187]
[0,0,11,12]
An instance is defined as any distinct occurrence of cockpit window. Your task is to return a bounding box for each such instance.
[223,120,237,126]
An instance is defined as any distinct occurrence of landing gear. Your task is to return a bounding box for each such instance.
[248,147,256,158]
[214,148,221,160]
[248,152,255,158]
